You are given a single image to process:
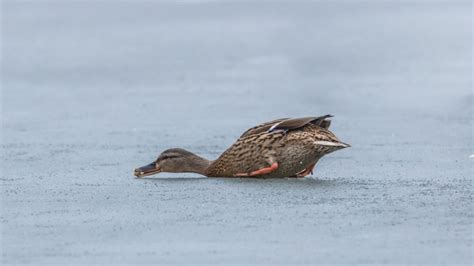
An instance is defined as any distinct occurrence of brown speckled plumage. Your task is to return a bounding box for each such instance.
[134,115,349,178]
[205,115,348,178]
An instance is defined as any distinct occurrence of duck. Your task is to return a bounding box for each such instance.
[134,115,350,178]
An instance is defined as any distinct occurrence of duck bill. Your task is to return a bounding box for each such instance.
[134,162,161,178]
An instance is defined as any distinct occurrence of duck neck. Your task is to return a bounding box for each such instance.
[184,152,212,176]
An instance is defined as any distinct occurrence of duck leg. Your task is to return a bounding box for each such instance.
[234,162,279,177]
[290,163,316,178]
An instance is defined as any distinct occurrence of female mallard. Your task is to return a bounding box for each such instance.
[134,115,349,178]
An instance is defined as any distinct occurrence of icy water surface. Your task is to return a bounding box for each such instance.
[1,1,472,264]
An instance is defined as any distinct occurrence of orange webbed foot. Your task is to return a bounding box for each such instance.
[291,163,316,178]
[234,162,279,177]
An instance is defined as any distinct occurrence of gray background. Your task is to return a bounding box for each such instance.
[1,0,472,264]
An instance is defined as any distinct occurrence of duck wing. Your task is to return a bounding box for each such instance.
[240,115,332,138]
[267,115,333,133]
[239,118,289,138]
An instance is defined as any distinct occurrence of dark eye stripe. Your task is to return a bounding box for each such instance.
[161,155,178,160]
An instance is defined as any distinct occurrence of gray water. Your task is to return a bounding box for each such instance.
[1,1,472,264]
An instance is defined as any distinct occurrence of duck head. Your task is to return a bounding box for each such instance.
[134,148,211,178]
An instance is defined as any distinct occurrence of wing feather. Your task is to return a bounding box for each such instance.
[240,115,332,138]
[267,115,333,133]
[239,118,289,138]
